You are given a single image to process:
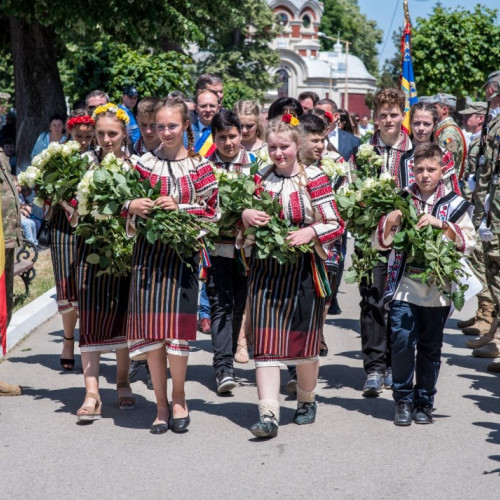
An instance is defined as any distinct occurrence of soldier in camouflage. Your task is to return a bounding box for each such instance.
[472,72,500,372]
[431,93,468,180]
[0,143,23,396]
[457,103,495,337]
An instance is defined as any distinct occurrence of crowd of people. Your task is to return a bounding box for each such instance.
[1,68,499,437]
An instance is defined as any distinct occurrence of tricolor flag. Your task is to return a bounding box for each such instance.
[0,192,7,355]
[194,128,216,158]
[400,3,418,135]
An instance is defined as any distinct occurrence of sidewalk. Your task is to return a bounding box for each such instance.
[0,275,498,498]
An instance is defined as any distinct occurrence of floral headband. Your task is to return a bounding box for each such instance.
[92,102,130,125]
[67,115,95,130]
[324,111,333,124]
[281,113,299,127]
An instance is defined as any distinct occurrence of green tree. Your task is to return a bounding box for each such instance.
[320,0,383,77]
[0,0,278,168]
[61,39,194,105]
[197,0,280,107]
[387,4,500,99]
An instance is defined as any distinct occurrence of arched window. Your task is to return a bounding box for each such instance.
[276,68,289,98]
[302,15,311,28]
[276,12,289,27]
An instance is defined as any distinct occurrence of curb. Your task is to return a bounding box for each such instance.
[1,287,58,360]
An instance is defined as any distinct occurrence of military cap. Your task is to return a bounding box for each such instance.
[429,93,457,108]
[458,102,488,115]
[418,96,433,103]
[483,70,500,88]
[123,85,139,98]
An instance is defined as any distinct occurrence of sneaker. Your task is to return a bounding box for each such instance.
[414,405,433,424]
[216,370,237,394]
[383,367,393,389]
[250,414,278,438]
[362,372,383,397]
[199,318,211,335]
[0,379,22,397]
[294,401,317,425]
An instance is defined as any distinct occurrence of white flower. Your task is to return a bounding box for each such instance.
[357,143,375,158]
[18,166,41,188]
[101,153,125,173]
[76,170,94,215]
[321,156,347,178]
[379,171,392,182]
[355,190,363,202]
[255,147,270,165]
[362,177,377,192]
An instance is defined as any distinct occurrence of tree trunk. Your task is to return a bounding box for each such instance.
[9,16,66,171]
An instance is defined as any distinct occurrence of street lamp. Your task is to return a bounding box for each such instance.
[318,32,351,111]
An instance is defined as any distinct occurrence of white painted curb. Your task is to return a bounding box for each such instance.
[1,287,58,359]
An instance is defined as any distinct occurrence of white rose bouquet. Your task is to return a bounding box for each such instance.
[18,141,89,207]
[75,153,134,277]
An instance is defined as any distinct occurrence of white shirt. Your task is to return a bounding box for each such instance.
[327,126,339,151]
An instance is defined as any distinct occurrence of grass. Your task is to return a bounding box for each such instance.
[13,248,56,312]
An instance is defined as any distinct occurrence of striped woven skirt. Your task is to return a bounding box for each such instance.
[248,253,325,362]
[76,241,129,352]
[127,235,199,358]
[50,209,80,314]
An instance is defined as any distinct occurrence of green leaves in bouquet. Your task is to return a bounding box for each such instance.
[40,153,91,205]
[245,192,313,265]
[76,217,133,277]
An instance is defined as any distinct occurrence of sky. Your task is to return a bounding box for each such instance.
[357,0,500,69]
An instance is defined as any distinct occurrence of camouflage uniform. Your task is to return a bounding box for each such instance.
[480,114,500,308]
[0,147,21,324]
[435,117,467,180]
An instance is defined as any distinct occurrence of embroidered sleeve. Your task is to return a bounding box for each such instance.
[178,159,220,223]
[371,214,395,250]
[441,151,461,195]
[302,169,344,260]
[447,212,475,255]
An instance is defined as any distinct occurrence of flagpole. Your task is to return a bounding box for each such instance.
[404,0,410,25]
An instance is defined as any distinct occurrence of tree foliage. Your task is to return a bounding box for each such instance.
[320,0,383,77]
[197,0,280,107]
[61,39,194,105]
[395,4,500,98]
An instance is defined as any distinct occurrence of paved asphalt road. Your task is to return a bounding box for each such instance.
[1,248,499,499]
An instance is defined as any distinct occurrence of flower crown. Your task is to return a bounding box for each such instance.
[324,111,333,124]
[92,103,130,125]
[281,113,299,127]
[67,115,95,129]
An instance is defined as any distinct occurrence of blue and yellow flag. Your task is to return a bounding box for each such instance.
[400,18,418,134]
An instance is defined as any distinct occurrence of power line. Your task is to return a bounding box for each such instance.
[378,0,401,66]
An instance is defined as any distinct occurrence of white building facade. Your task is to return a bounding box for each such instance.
[266,0,377,117]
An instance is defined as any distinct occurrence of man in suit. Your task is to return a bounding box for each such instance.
[316,98,361,160]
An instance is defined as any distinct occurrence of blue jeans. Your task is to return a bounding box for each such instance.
[389,300,449,407]
[198,282,211,320]
[21,217,38,245]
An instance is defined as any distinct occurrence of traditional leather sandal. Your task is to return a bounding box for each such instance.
[117,382,136,410]
[77,392,102,421]
[60,335,75,371]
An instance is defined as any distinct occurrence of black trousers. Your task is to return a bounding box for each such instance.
[206,255,248,373]
[359,253,391,374]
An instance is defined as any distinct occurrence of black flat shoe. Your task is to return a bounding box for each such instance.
[60,358,75,371]
[294,402,317,425]
[394,401,413,426]
[150,422,169,435]
[414,405,433,424]
[328,298,342,315]
[169,403,190,433]
[319,346,328,357]
[250,416,278,438]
